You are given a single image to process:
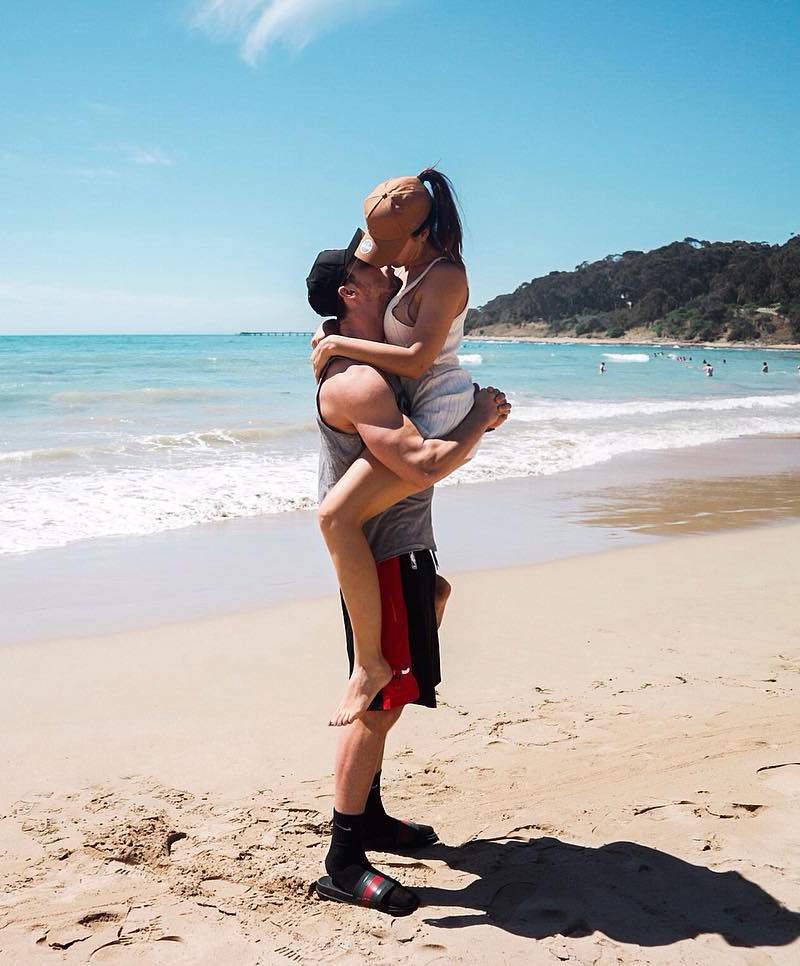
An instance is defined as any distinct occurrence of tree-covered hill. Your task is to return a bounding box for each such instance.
[466,236,800,343]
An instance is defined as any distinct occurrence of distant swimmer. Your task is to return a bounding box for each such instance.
[705,364,714,377]
[762,361,769,373]
[598,361,606,374]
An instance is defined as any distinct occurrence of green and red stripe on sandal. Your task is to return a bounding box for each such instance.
[316,868,419,916]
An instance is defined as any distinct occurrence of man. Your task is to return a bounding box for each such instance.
[306,231,509,915]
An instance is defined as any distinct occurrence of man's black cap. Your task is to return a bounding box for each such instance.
[306,229,364,317]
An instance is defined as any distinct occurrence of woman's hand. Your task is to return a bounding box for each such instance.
[310,322,328,348]
[311,335,341,381]
[311,318,339,348]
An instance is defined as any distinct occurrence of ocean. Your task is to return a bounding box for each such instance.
[2,334,800,555]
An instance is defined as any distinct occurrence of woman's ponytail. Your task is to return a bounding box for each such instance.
[415,168,464,269]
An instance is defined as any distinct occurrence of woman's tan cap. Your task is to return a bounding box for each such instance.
[355,176,433,267]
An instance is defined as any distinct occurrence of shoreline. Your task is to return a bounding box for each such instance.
[464,331,800,350]
[2,523,799,963]
[4,432,800,646]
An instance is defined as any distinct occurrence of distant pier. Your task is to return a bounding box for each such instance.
[239,331,313,337]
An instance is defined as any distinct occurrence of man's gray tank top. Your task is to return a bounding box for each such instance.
[317,363,436,563]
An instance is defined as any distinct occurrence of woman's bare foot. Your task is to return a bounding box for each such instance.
[329,658,393,727]
[434,575,451,629]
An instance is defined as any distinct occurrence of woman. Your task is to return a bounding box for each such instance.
[312,169,508,726]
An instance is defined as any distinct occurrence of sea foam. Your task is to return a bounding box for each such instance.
[603,352,650,362]
[4,334,800,556]
[5,392,800,554]
[0,452,319,555]
[511,392,800,423]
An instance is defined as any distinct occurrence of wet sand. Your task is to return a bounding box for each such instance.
[2,433,800,646]
[463,330,800,350]
[576,470,800,535]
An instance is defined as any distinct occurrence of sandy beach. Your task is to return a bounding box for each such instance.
[4,2,799,962]
[2,521,799,964]
[463,328,800,351]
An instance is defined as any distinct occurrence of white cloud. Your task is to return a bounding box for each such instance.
[193,0,396,65]
[94,143,175,167]
[121,144,175,166]
[70,166,119,179]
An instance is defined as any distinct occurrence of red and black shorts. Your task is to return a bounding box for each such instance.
[341,549,441,711]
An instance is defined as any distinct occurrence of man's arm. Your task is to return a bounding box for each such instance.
[323,366,508,489]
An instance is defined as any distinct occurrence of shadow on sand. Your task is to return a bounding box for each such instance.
[412,836,800,950]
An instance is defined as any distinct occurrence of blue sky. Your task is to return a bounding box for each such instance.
[1,0,798,333]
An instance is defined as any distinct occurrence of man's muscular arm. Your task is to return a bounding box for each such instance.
[320,364,509,489]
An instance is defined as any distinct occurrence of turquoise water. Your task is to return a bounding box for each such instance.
[2,334,800,554]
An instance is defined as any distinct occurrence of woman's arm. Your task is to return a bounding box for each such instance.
[310,263,467,381]
[312,335,428,381]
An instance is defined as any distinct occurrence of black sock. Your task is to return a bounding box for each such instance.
[365,771,388,821]
[364,770,401,837]
[364,771,436,847]
[325,809,370,893]
[325,803,419,911]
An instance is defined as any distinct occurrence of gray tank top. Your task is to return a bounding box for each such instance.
[317,363,436,563]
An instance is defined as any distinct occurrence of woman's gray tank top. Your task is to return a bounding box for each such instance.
[316,363,435,563]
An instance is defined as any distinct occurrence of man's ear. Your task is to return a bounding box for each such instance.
[337,283,356,304]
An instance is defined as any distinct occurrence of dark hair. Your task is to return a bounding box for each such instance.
[414,168,464,269]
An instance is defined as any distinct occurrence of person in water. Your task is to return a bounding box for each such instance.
[311,170,497,727]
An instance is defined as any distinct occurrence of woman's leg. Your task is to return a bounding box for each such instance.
[434,575,451,629]
[318,451,421,727]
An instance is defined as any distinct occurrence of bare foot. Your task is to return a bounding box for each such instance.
[329,659,393,727]
[434,575,451,629]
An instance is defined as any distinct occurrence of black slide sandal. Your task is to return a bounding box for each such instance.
[316,870,419,916]
[363,819,439,853]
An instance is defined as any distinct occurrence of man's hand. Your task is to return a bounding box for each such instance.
[473,385,512,431]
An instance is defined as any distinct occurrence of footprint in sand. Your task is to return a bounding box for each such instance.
[757,762,800,797]
[199,876,251,900]
[634,800,766,824]
[633,801,697,822]
[272,946,307,963]
[489,718,575,747]
[41,923,96,951]
[79,911,125,926]
[90,936,185,964]
[488,881,588,936]
[39,909,143,959]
